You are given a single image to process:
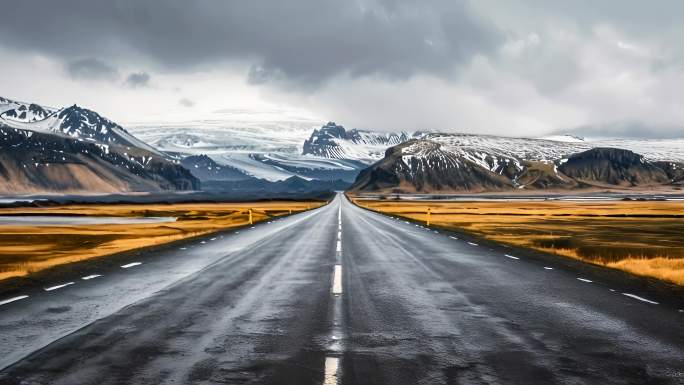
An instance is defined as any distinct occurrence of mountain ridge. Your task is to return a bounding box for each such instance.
[350,135,684,194]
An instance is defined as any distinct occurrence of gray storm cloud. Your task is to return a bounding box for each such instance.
[0,0,501,85]
[1,0,684,138]
[125,72,151,88]
[66,58,119,81]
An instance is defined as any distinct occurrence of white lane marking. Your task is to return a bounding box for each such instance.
[434,231,439,234]
[45,282,75,292]
[81,274,101,280]
[543,267,553,270]
[679,309,684,313]
[323,356,340,385]
[405,221,410,224]
[179,247,187,250]
[332,265,343,294]
[468,242,478,246]
[210,237,217,241]
[338,231,342,240]
[201,241,206,244]
[121,262,142,269]
[336,240,342,252]
[449,236,459,240]
[577,278,593,283]
[622,293,659,305]
[504,254,519,260]
[0,295,28,306]
[609,289,616,292]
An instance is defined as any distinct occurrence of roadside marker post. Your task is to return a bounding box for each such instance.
[427,207,431,226]
[249,209,253,225]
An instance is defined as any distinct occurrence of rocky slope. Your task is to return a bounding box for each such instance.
[351,135,684,194]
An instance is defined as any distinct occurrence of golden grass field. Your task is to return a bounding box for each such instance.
[0,201,325,281]
[352,198,684,286]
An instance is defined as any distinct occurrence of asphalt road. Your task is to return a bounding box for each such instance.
[1,193,683,384]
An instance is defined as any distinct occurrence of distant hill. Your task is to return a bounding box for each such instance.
[350,134,684,194]
[558,148,671,187]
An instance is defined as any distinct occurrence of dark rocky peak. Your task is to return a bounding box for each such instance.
[58,104,116,128]
[317,122,348,139]
[565,148,646,165]
[29,103,47,114]
[559,147,669,186]
[56,105,134,144]
[302,122,349,156]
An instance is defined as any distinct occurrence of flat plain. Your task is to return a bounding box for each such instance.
[0,201,324,281]
[353,198,684,285]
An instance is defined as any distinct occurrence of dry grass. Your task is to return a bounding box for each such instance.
[0,201,325,281]
[352,198,684,286]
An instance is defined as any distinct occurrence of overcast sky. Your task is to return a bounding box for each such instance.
[1,0,684,138]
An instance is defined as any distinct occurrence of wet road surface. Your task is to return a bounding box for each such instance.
[1,194,683,384]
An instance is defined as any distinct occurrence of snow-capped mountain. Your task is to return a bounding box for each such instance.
[302,122,423,163]
[0,97,160,154]
[0,96,198,195]
[128,116,370,183]
[129,119,419,183]
[351,133,684,193]
[401,133,684,167]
